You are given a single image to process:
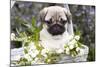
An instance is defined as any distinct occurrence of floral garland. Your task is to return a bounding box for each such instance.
[11,34,84,65]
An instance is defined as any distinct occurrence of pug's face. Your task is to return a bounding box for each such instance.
[39,6,72,36]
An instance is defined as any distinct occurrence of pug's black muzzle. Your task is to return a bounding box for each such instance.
[47,24,65,36]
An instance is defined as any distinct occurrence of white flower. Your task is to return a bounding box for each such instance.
[57,49,64,54]
[68,39,77,45]
[74,35,80,40]
[69,44,74,49]
[29,49,39,58]
[75,43,78,47]
[47,59,51,62]
[76,47,80,52]
[34,57,39,61]
[65,47,70,55]
[31,57,39,64]
[24,54,32,61]
[28,42,37,53]
[38,43,42,47]
[29,42,36,49]
[68,35,74,40]
[68,39,77,49]
[41,49,48,57]
[66,47,70,52]
[11,33,15,40]
[71,54,75,57]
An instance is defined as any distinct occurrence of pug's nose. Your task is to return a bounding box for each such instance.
[48,24,65,36]
[53,24,60,30]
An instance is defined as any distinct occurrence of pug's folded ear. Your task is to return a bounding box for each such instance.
[39,7,48,22]
[63,8,74,35]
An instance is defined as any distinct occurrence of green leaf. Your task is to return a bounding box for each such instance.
[24,48,28,54]
[32,17,36,28]
[24,42,29,47]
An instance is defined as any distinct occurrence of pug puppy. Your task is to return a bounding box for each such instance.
[39,6,74,50]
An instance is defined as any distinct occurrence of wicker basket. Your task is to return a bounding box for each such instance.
[11,45,89,65]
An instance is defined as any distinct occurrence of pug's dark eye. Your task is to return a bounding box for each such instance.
[45,21,51,24]
[61,18,67,24]
[45,19,52,24]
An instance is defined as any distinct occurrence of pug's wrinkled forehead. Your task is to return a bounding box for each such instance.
[39,6,72,24]
[45,6,67,21]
